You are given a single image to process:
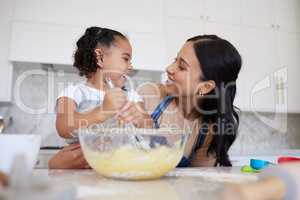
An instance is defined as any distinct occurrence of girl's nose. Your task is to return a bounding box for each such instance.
[166,63,176,75]
[128,63,133,71]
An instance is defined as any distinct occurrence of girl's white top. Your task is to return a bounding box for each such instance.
[56,82,142,143]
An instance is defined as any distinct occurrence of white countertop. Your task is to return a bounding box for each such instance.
[33,167,258,200]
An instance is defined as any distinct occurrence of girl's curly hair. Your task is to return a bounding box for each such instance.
[73,27,127,78]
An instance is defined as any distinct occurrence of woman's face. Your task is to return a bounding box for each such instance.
[165,42,203,97]
[99,37,133,87]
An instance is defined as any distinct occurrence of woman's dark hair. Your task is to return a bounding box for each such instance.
[74,26,127,78]
[187,35,242,166]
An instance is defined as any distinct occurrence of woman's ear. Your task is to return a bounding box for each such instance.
[197,80,216,95]
[94,48,104,68]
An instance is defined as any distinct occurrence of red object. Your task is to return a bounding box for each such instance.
[278,156,300,164]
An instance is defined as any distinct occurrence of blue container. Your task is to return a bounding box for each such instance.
[250,159,270,170]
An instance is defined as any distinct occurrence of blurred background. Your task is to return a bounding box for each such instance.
[0,0,299,161]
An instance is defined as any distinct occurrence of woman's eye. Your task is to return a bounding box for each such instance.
[123,58,129,62]
[178,65,185,70]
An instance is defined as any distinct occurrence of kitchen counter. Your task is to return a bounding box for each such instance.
[33,167,257,200]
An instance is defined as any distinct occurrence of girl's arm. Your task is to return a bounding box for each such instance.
[56,88,127,138]
[56,97,109,138]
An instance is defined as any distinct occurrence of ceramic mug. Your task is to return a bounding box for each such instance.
[0,134,41,173]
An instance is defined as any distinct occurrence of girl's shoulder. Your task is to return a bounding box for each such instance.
[56,82,104,106]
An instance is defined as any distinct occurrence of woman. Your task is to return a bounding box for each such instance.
[49,35,242,168]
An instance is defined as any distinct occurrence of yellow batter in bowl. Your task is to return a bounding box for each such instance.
[83,144,183,180]
[78,127,189,180]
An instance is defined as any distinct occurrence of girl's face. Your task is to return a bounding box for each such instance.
[165,42,203,97]
[98,37,133,87]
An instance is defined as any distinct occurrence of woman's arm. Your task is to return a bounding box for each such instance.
[48,143,90,169]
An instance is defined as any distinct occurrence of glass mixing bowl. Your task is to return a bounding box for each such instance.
[78,127,189,180]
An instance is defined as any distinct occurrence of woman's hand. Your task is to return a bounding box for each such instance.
[116,102,154,128]
[48,143,90,169]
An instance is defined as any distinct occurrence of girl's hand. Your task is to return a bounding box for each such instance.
[48,143,90,169]
[117,102,154,128]
[102,88,128,118]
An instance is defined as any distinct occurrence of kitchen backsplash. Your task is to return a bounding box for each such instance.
[1,62,300,154]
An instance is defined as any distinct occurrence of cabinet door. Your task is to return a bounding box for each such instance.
[236,28,278,112]
[0,0,14,101]
[165,0,206,19]
[205,22,242,51]
[165,18,205,62]
[205,0,242,25]
[205,22,246,108]
[13,0,164,33]
[277,32,300,113]
[129,33,167,71]
[9,22,83,65]
[240,0,276,29]
[275,0,300,34]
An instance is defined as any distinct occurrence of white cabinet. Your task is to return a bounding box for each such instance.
[241,0,275,29]
[129,33,167,71]
[241,0,300,33]
[238,0,300,112]
[164,0,243,65]
[275,0,300,34]
[165,0,242,25]
[237,28,278,112]
[13,0,164,33]
[277,32,300,113]
[9,22,83,65]
[163,0,300,112]
[0,0,14,101]
[164,18,205,62]
[9,21,167,71]
[10,0,166,71]
[205,0,242,25]
[165,0,206,19]
[4,0,300,111]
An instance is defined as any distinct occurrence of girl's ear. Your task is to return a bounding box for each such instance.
[197,80,216,96]
[94,48,104,68]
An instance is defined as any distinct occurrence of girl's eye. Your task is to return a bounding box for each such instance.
[123,58,129,62]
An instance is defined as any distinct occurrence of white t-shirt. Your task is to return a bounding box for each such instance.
[56,82,142,143]
[57,82,142,112]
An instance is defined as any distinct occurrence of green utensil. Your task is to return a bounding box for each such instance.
[241,165,261,173]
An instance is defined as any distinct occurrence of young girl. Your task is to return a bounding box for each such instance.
[49,27,152,169]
